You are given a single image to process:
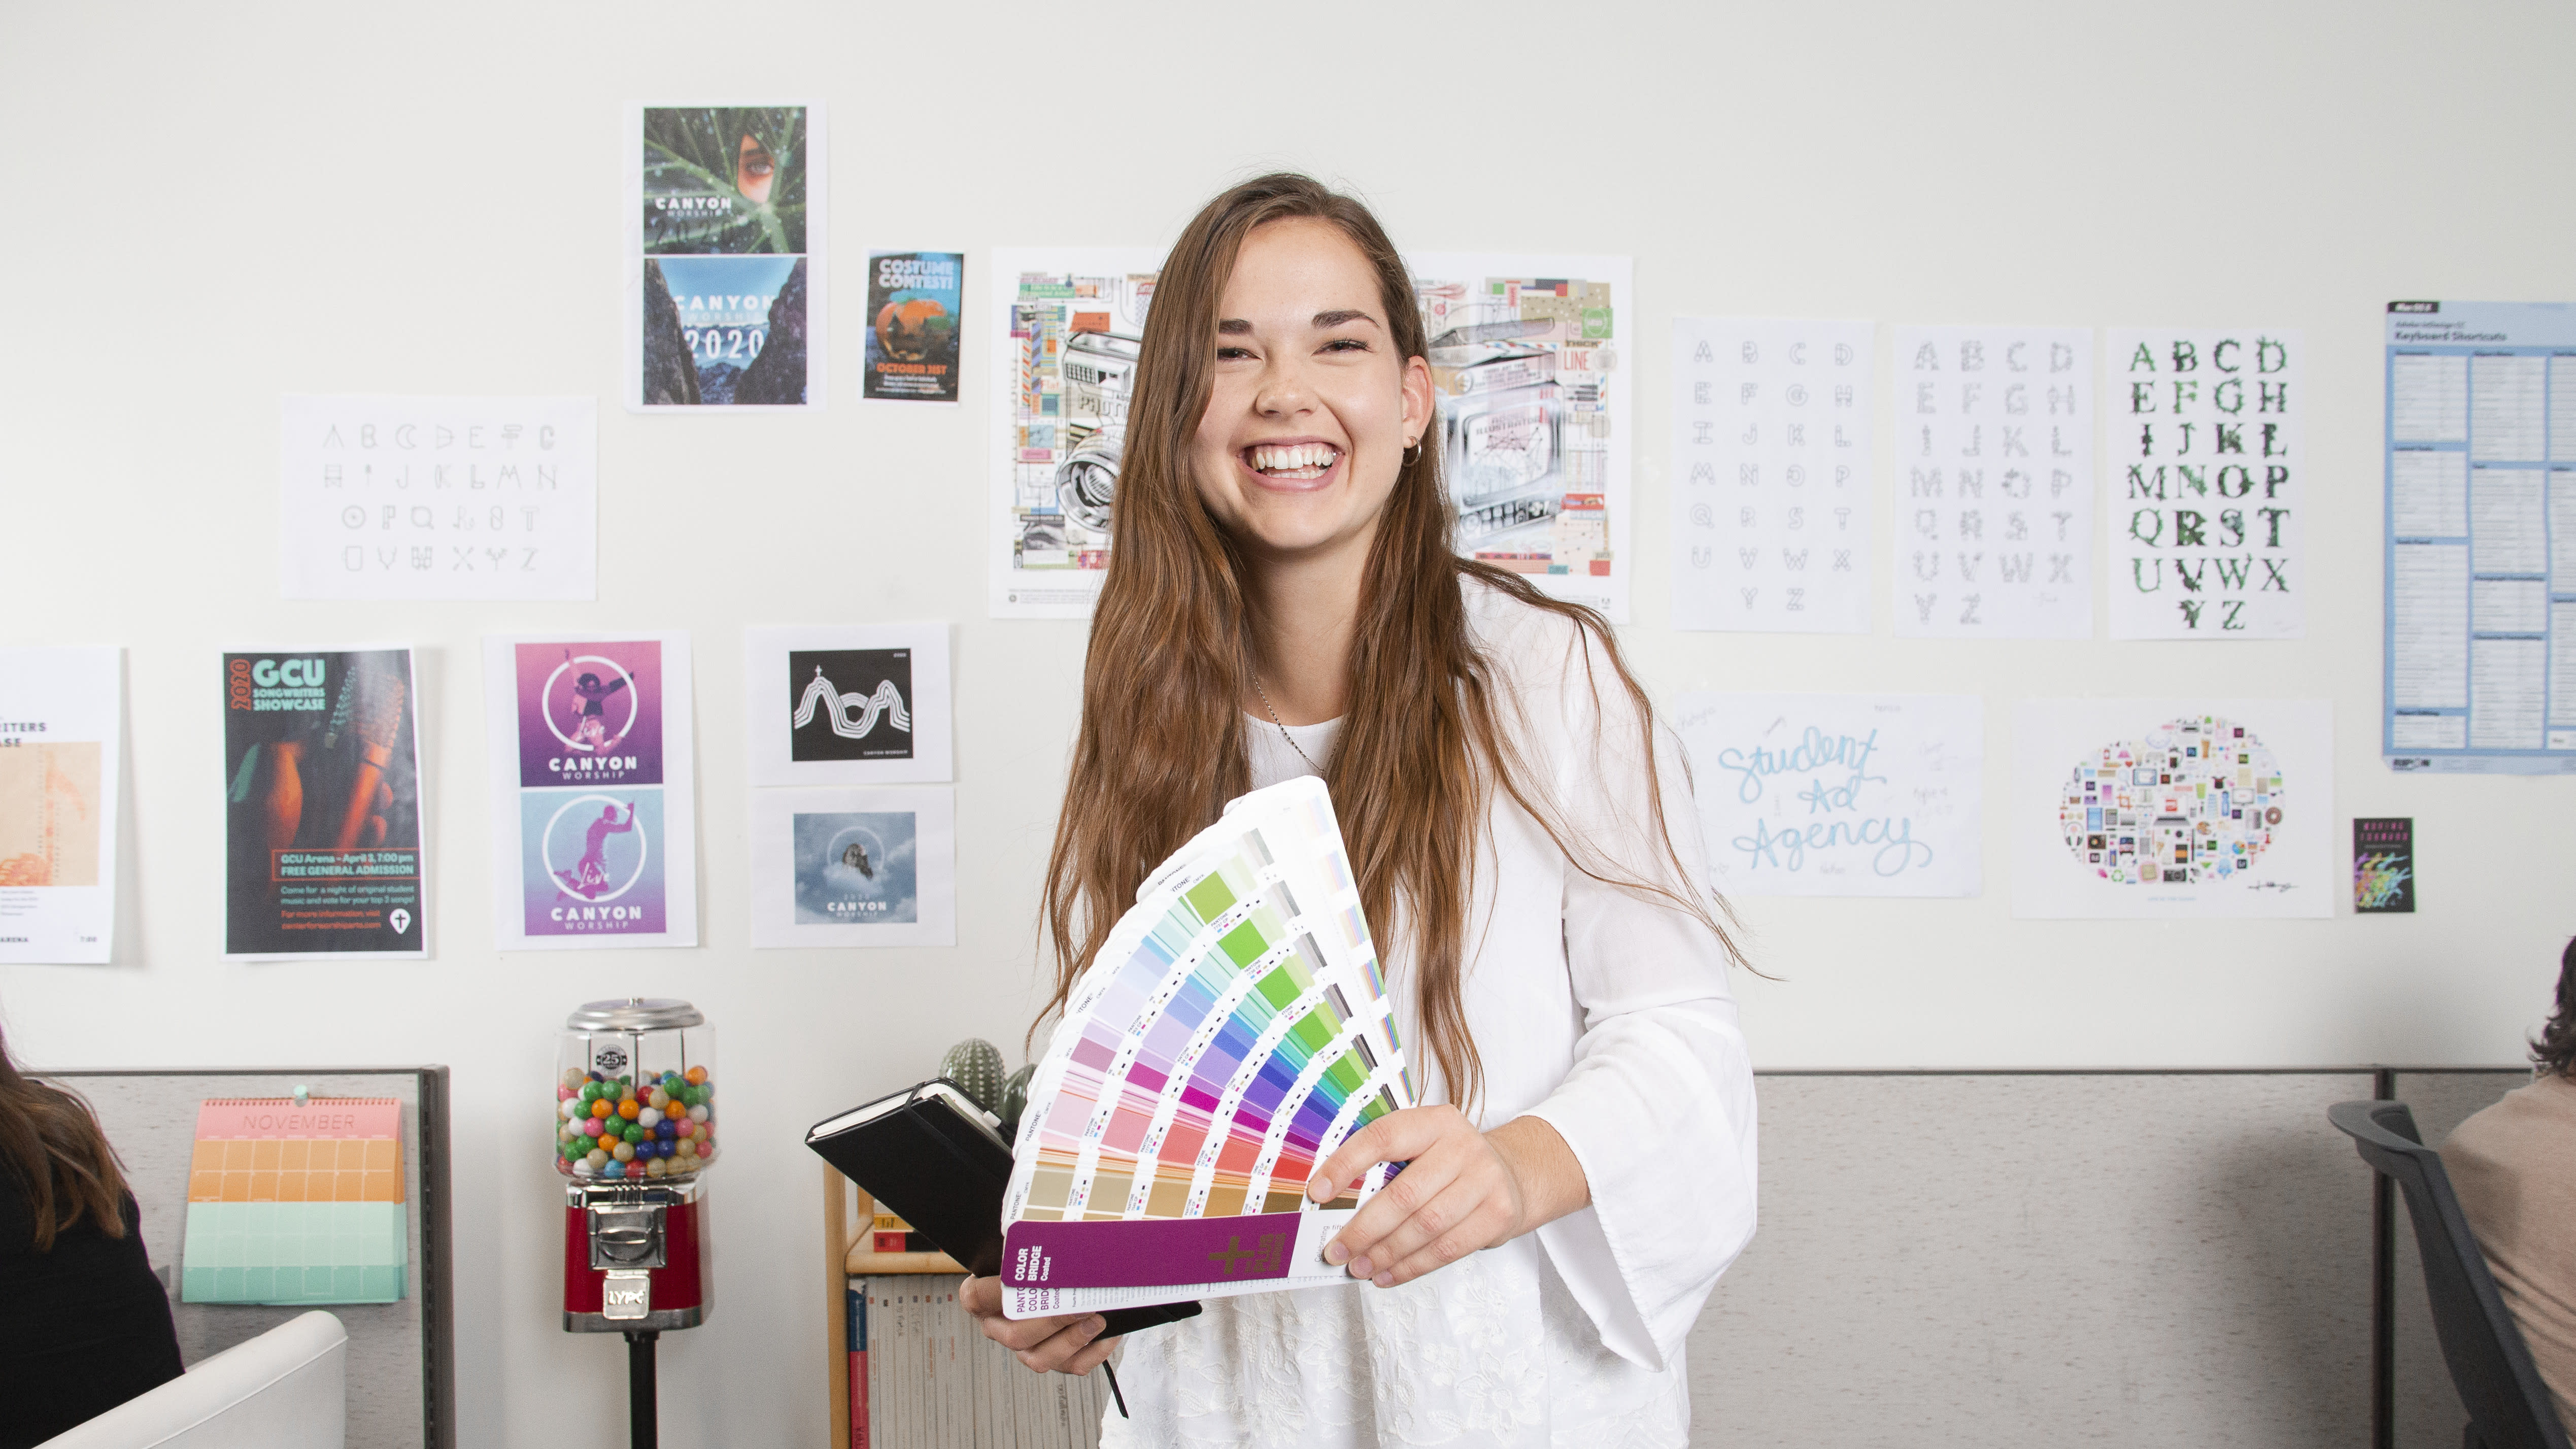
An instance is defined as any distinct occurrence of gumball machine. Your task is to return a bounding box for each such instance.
[556,998,717,1448]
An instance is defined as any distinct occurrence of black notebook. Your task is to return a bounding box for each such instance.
[805,1078,1201,1340]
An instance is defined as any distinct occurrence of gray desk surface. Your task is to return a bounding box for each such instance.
[52,1066,453,1449]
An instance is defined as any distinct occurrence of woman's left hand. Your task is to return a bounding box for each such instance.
[1303,1106,1583,1289]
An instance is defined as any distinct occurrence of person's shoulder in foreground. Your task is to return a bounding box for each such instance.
[2439,935,2576,1430]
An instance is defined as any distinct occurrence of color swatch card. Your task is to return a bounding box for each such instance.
[1000,777,1411,1319]
[182,1097,408,1305]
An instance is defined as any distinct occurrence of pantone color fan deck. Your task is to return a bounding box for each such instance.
[1000,777,1412,1318]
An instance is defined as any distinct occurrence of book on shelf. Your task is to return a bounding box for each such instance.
[849,1272,1108,1448]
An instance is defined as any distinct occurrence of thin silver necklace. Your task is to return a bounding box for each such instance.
[1251,676,1324,775]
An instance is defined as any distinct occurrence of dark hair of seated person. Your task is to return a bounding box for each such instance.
[2530,938,2576,1079]
[0,1024,185,1449]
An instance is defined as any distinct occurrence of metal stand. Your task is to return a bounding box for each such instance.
[624,1330,659,1449]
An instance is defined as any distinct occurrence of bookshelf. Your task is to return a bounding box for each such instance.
[823,1165,961,1445]
[824,1166,1112,1448]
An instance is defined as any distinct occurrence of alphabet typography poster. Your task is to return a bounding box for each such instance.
[482,634,698,949]
[0,647,121,963]
[1410,254,1634,622]
[1671,318,1876,633]
[628,103,824,410]
[1893,327,2094,638]
[2010,698,2332,919]
[279,395,598,601]
[2107,329,2303,638]
[988,249,1162,617]
[222,649,425,959]
[748,785,956,948]
[1674,692,1983,898]
[742,624,952,786]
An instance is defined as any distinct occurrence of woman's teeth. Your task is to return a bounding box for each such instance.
[1249,444,1341,478]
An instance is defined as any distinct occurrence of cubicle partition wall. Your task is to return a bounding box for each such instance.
[1686,1068,2525,1449]
[56,1067,455,1449]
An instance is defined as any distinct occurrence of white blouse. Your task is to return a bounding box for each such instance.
[1100,582,1759,1448]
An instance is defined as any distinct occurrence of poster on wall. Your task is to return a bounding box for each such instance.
[1673,692,1983,898]
[1671,317,1876,633]
[1891,326,2094,638]
[222,649,426,959]
[2380,300,2576,772]
[2353,816,2416,913]
[749,786,955,947]
[0,646,121,963]
[2010,698,2332,919]
[742,624,951,786]
[483,634,698,949]
[626,102,824,411]
[279,395,599,601]
[1409,253,1634,622]
[863,250,963,403]
[2106,328,2303,639]
[988,248,1162,617]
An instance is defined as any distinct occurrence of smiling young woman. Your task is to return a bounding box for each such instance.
[959,173,1759,1446]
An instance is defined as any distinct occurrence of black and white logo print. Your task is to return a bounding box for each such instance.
[787,649,913,763]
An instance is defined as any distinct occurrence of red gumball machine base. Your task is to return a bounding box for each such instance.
[563,1180,710,1332]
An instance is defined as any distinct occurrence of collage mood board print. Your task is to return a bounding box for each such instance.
[632,104,823,410]
[989,250,1162,617]
[1410,255,1634,622]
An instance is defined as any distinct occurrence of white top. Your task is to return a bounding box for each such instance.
[1102,581,1759,1448]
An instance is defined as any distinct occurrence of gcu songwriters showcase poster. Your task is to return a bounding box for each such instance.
[222,649,426,959]
[483,634,698,949]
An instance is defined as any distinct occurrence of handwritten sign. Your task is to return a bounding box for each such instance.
[1674,693,1984,898]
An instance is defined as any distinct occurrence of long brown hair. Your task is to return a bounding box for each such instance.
[1040,173,1739,1111]
[0,1024,131,1250]
[2530,937,2576,1077]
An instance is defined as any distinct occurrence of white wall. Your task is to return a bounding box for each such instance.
[2,2,2569,1445]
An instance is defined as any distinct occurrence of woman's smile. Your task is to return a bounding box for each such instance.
[1239,439,1346,489]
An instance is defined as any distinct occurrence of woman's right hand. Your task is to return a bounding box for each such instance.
[960,1275,1117,1375]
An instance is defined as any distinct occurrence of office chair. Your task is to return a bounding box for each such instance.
[2330,1100,2570,1449]
[36,1309,346,1448]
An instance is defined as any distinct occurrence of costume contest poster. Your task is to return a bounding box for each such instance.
[483,635,697,949]
[863,250,962,402]
[0,646,122,963]
[222,649,425,959]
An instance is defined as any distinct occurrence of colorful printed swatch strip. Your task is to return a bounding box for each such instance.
[1001,778,1408,1314]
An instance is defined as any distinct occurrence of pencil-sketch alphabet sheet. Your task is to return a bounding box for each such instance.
[2107,329,2304,638]
[1893,327,2094,638]
[1672,318,1875,633]
[280,395,598,601]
